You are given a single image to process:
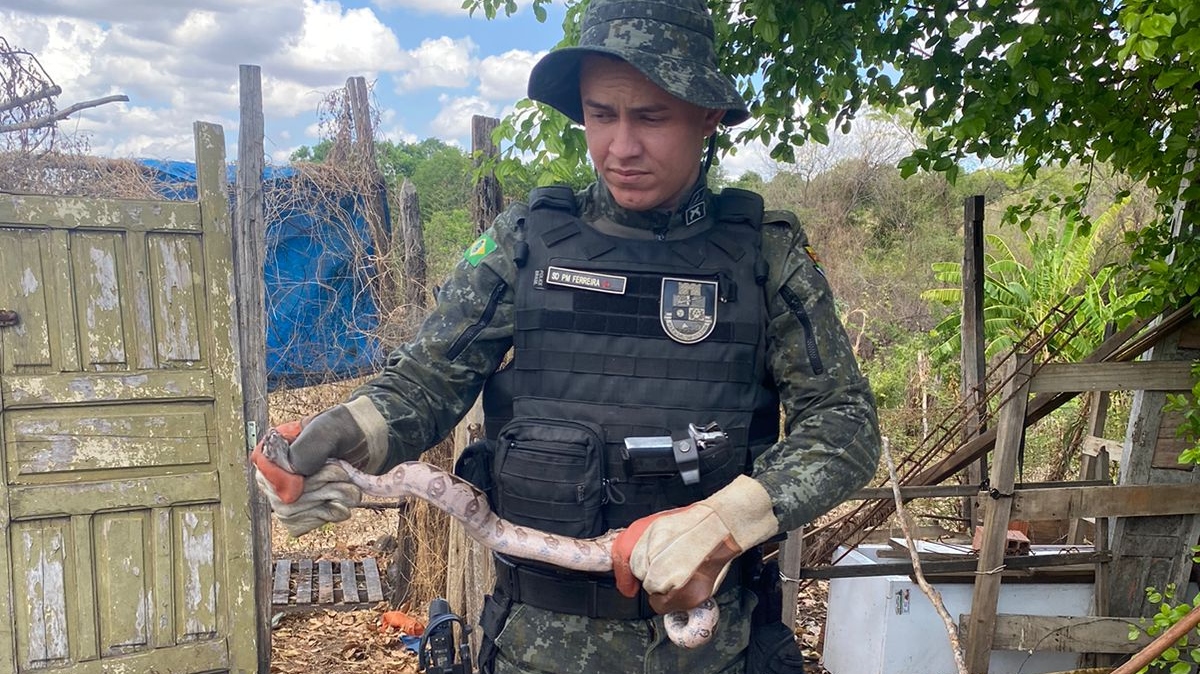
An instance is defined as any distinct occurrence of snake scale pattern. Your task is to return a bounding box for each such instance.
[334,459,719,648]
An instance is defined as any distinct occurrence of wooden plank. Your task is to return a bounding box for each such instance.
[272,560,291,605]
[362,557,384,603]
[780,529,804,628]
[1029,361,1195,393]
[340,560,360,603]
[961,195,988,527]
[1178,317,1200,349]
[2,370,213,407]
[34,640,228,674]
[318,560,334,604]
[236,62,272,674]
[966,355,1033,674]
[1151,407,1192,469]
[959,614,1151,654]
[8,473,220,518]
[1081,434,1124,462]
[800,551,1108,580]
[295,559,312,605]
[905,310,1179,491]
[852,479,1111,501]
[0,193,202,232]
[1012,482,1200,520]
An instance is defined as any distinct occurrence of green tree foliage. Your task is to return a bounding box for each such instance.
[289,140,331,163]
[470,0,1199,188]
[290,137,479,279]
[468,0,1200,312]
[921,201,1144,363]
[424,208,477,284]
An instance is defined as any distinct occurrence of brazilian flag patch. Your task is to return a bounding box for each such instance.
[464,234,497,267]
[804,245,825,276]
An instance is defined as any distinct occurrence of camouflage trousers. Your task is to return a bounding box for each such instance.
[489,585,755,674]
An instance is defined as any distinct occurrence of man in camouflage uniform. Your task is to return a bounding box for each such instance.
[252,1,881,672]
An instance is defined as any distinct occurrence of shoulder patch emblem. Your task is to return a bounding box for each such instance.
[804,245,825,276]
[661,277,717,344]
[464,234,497,267]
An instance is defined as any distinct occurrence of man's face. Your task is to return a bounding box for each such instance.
[579,56,724,212]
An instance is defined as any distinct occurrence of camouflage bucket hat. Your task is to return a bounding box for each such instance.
[527,0,750,126]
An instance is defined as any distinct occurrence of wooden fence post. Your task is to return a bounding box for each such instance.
[964,354,1033,673]
[445,115,505,656]
[960,195,987,527]
[234,63,272,673]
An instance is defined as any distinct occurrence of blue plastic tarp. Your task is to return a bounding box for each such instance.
[140,160,386,390]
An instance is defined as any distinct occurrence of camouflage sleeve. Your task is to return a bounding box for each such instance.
[345,203,525,469]
[753,211,882,533]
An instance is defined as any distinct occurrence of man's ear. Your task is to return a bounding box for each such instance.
[700,108,724,137]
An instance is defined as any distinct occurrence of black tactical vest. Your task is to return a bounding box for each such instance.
[482,186,781,539]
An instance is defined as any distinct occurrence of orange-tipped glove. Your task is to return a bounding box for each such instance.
[612,475,779,614]
[250,397,388,535]
[256,462,362,537]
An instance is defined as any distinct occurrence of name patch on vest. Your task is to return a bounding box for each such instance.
[546,266,627,294]
[661,277,717,344]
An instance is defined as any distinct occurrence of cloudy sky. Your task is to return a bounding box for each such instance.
[2,0,774,176]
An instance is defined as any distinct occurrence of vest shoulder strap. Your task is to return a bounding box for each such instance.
[715,187,764,228]
[762,208,800,231]
[528,185,579,214]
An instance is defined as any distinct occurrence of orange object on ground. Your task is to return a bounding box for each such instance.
[380,610,425,636]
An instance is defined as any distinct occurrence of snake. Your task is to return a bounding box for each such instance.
[333,459,719,649]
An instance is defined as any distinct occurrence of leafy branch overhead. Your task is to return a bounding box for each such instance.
[468,0,1200,316]
[474,0,1198,179]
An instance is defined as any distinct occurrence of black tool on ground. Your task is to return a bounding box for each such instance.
[418,597,475,674]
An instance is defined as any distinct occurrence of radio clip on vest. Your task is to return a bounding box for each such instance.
[621,422,726,486]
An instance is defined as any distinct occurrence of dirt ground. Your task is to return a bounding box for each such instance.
[267,508,833,674]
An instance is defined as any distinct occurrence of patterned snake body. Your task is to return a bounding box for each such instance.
[334,460,719,648]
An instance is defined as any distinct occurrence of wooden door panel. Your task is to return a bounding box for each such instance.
[11,518,72,670]
[0,228,57,374]
[0,124,251,674]
[68,230,134,372]
[4,401,213,479]
[175,504,220,642]
[94,511,152,654]
[147,232,206,367]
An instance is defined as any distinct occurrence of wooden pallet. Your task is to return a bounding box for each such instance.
[272,557,385,611]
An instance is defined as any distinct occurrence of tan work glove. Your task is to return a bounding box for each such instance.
[611,475,779,614]
[256,462,363,537]
[250,397,389,504]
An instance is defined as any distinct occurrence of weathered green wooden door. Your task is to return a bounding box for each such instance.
[0,122,258,673]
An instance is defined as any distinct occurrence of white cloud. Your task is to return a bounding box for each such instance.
[370,0,533,17]
[262,76,331,120]
[1,12,106,89]
[372,107,418,143]
[67,100,233,159]
[429,94,497,139]
[271,0,408,83]
[477,48,541,101]
[395,36,477,91]
[719,136,776,181]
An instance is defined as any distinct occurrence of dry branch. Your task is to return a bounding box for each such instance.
[0,93,129,133]
[0,84,60,115]
[884,437,968,674]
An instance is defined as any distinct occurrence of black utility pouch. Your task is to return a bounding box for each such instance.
[493,418,606,538]
[453,438,495,504]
